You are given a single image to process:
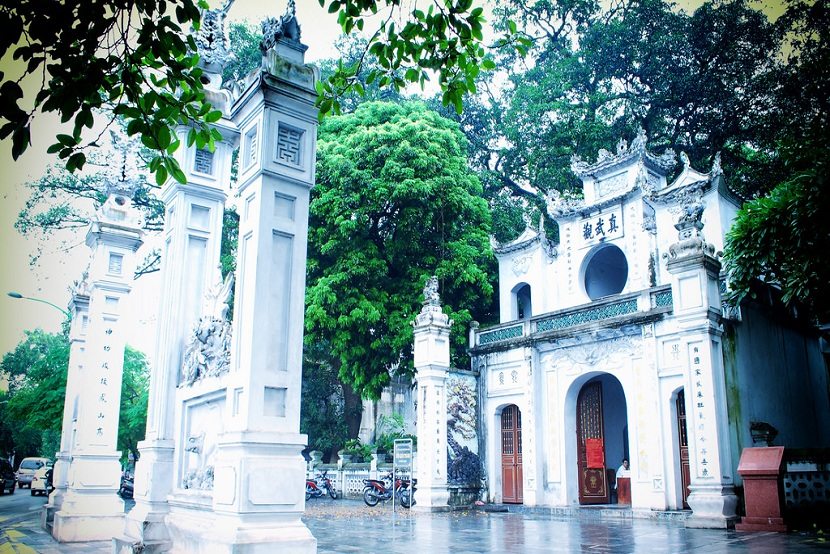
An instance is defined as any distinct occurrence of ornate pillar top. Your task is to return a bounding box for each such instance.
[414,276,452,328]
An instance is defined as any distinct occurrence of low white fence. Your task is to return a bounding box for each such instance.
[307,461,413,500]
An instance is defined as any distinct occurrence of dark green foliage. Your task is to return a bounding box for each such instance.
[481,0,780,200]
[300,343,350,460]
[306,101,495,399]
[315,0,528,116]
[0,0,222,185]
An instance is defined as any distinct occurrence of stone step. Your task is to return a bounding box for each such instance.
[480,503,691,523]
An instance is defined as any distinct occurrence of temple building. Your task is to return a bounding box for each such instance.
[468,131,830,526]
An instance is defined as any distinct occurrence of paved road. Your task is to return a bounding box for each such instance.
[1,497,827,553]
[0,487,48,525]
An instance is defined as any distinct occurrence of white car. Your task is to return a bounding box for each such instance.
[30,466,53,496]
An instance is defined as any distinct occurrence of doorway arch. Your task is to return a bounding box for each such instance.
[572,374,628,504]
[500,404,523,503]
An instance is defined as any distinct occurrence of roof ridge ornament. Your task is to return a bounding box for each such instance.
[260,0,302,53]
[194,0,235,70]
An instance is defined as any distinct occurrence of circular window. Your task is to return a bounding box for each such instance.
[583,244,628,300]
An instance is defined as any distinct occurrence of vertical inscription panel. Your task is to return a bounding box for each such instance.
[269,231,293,372]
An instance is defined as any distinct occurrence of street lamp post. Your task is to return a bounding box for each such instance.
[7,291,71,318]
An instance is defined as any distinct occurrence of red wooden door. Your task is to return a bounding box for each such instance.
[677,390,691,509]
[501,405,523,504]
[577,381,609,504]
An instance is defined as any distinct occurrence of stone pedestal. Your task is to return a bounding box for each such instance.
[52,184,144,542]
[735,447,787,532]
[413,277,452,511]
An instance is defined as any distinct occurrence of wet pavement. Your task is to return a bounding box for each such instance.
[1,498,828,553]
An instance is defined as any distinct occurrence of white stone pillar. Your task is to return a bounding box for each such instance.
[166,14,319,552]
[665,210,738,528]
[46,285,90,520]
[122,96,237,554]
[413,277,452,511]
[52,186,144,542]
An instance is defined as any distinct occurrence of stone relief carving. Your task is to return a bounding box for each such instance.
[182,432,216,490]
[666,203,716,260]
[423,275,440,306]
[446,376,481,485]
[181,274,234,386]
[555,337,641,375]
[511,256,531,276]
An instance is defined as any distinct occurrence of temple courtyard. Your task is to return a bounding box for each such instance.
[1,498,826,553]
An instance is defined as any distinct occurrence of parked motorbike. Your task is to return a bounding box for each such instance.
[305,470,338,500]
[118,471,134,499]
[362,472,416,508]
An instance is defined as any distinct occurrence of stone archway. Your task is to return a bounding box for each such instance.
[567,373,628,505]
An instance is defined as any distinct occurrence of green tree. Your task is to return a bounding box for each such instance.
[722,0,830,323]
[306,101,495,400]
[0,329,150,463]
[0,0,222,185]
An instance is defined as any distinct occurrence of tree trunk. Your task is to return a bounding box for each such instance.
[340,379,363,440]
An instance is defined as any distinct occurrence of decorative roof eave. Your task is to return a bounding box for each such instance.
[548,185,643,220]
[493,228,542,256]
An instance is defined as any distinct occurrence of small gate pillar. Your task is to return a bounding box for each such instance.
[413,276,452,511]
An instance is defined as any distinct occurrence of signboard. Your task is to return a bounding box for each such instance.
[579,205,623,249]
[586,438,605,469]
[393,439,413,471]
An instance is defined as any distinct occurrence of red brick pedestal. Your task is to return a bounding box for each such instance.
[735,446,787,532]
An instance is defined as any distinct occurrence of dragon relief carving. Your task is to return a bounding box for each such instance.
[181,274,234,386]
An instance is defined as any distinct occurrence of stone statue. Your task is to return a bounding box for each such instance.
[423,276,440,307]
[181,273,234,386]
[260,0,301,52]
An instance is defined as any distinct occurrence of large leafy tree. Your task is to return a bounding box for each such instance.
[722,0,830,322]
[0,329,150,463]
[475,0,779,202]
[306,101,495,399]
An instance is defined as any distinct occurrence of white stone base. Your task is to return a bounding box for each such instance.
[51,512,125,542]
[413,484,450,511]
[685,484,738,529]
[166,505,316,553]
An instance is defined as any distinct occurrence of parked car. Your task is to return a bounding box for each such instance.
[30,466,54,496]
[0,459,15,495]
[16,457,51,489]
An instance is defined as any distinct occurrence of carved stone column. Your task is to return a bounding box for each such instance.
[413,277,452,510]
[52,183,144,542]
[165,7,319,552]
[44,282,90,525]
[665,206,738,528]
[120,5,238,551]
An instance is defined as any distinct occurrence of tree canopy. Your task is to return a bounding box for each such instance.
[305,101,495,398]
